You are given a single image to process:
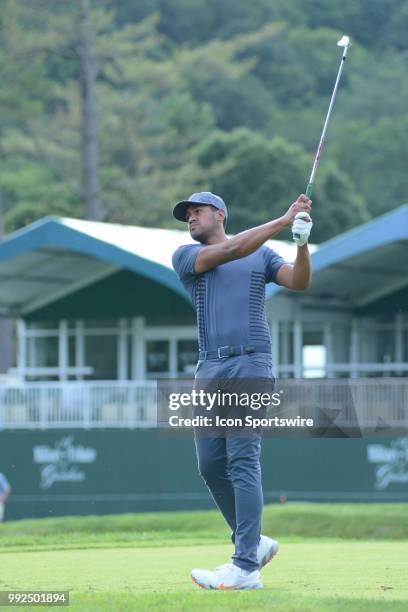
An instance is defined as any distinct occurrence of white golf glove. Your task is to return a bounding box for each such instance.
[292,212,313,246]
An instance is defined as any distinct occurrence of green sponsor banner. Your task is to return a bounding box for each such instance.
[0,430,407,520]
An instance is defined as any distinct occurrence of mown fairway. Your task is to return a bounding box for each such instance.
[0,504,407,611]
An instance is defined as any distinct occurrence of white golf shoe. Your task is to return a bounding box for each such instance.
[191,563,262,590]
[257,534,279,569]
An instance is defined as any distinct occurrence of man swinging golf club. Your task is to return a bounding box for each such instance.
[172,191,312,590]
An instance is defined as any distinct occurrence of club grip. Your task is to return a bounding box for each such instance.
[294,185,312,240]
[305,183,313,198]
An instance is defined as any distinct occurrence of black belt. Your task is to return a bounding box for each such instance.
[199,344,271,360]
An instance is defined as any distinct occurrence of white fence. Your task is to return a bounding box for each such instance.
[0,378,408,430]
[277,378,408,430]
[0,381,157,429]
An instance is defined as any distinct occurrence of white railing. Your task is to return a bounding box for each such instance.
[276,378,408,429]
[0,378,408,430]
[277,362,408,376]
[0,381,157,430]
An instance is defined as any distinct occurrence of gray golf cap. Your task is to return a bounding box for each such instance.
[173,191,228,224]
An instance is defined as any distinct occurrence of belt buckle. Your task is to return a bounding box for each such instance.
[217,346,229,359]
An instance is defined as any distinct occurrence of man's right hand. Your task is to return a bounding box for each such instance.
[281,194,312,226]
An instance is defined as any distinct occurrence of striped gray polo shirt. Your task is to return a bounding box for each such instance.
[172,244,285,352]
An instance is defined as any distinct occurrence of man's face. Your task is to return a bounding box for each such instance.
[185,204,222,242]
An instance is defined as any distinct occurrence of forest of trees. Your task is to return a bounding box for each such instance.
[1,0,407,242]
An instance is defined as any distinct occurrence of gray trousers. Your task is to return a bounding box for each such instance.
[194,353,274,572]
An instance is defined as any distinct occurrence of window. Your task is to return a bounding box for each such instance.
[302,329,326,378]
[146,341,169,378]
[303,345,326,378]
[177,340,198,376]
[27,337,58,368]
[85,335,117,380]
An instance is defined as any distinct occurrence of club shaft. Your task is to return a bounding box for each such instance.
[307,45,350,197]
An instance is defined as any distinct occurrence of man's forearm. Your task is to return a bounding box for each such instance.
[226,217,287,259]
[292,245,312,290]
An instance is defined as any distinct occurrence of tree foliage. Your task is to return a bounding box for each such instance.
[0,0,407,241]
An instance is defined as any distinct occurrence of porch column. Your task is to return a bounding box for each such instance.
[293,317,302,378]
[131,317,145,380]
[350,318,360,378]
[281,322,291,377]
[17,319,27,379]
[324,322,333,378]
[117,318,128,380]
[58,319,69,381]
[169,338,177,378]
[270,319,279,378]
[75,320,85,380]
[395,312,404,375]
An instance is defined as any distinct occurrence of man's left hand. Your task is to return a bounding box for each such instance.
[292,212,312,246]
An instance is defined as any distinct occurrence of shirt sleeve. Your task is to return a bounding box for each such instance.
[172,244,202,282]
[262,245,287,284]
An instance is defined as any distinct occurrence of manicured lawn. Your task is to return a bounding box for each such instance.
[1,504,407,610]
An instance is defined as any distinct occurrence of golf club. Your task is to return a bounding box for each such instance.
[293,35,351,240]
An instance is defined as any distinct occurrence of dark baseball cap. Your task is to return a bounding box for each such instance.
[173,191,228,224]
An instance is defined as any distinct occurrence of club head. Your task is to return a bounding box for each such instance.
[337,35,351,48]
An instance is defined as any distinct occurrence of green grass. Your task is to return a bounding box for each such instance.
[1,503,407,551]
[0,504,407,610]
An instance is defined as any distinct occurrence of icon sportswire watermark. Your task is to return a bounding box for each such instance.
[157,378,408,438]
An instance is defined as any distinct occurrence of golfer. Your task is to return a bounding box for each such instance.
[172,192,312,590]
[0,472,11,522]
